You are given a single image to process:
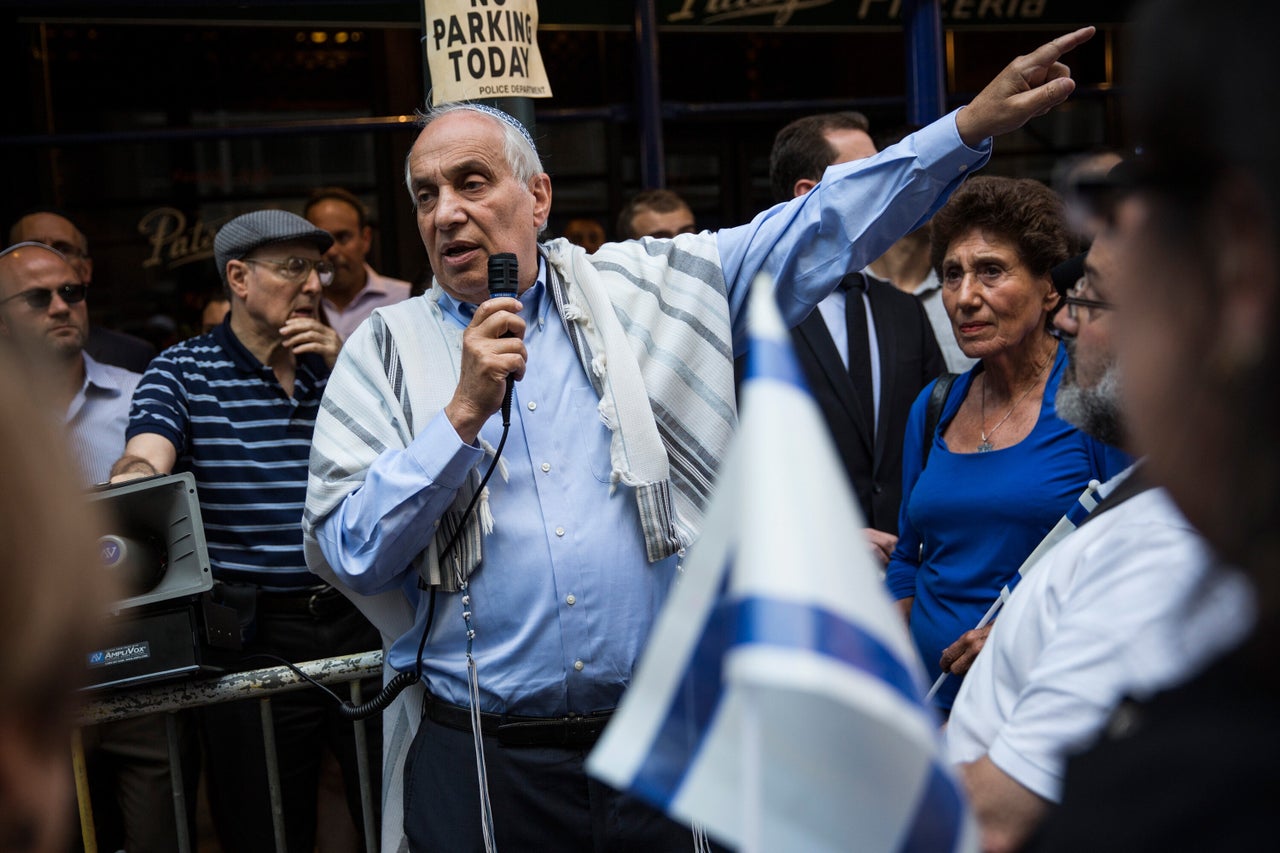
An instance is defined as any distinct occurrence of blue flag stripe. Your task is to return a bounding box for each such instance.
[629,562,734,807]
[1063,490,1097,527]
[631,575,926,809]
[897,761,967,853]
[743,334,810,392]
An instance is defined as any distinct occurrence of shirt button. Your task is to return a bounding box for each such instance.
[541,462,551,473]
[573,660,585,672]
[527,401,537,411]
[566,594,576,606]
[958,164,968,173]
[555,526,565,537]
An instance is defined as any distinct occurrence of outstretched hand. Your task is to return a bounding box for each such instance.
[956,26,1096,148]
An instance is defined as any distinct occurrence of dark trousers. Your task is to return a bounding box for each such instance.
[404,714,724,852]
[78,712,200,853]
[201,598,382,853]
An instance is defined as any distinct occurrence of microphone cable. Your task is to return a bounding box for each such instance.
[264,409,511,722]
[306,254,520,720]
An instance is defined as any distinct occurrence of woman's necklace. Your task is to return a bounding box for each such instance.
[977,357,1051,453]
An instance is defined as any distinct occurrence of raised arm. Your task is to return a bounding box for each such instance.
[716,27,1096,351]
[956,27,1095,147]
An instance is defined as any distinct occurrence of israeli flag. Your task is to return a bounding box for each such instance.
[588,275,977,853]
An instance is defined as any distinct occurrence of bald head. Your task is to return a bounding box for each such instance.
[0,243,89,362]
[8,212,92,284]
[0,242,75,286]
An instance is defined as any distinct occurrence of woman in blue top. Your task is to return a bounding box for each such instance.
[885,176,1129,713]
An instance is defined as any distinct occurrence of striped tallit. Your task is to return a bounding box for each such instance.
[303,233,736,592]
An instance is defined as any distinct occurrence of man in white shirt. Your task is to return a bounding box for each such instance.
[945,230,1254,853]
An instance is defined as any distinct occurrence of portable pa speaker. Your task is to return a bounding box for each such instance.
[83,473,237,690]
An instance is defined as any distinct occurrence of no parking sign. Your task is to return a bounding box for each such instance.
[424,0,553,104]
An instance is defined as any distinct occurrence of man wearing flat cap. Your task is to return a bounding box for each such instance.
[111,210,380,852]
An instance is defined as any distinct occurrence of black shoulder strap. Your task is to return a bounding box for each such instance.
[922,372,958,470]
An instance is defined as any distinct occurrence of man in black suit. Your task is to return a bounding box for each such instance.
[765,112,946,562]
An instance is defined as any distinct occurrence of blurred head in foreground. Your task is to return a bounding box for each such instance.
[0,361,113,851]
[1112,0,1280,624]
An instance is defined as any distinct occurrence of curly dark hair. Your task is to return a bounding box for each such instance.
[929,176,1075,280]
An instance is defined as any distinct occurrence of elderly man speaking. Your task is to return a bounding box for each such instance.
[305,29,1096,852]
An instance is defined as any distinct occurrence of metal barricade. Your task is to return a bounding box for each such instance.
[74,650,383,853]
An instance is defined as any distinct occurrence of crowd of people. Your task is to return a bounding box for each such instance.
[0,1,1275,850]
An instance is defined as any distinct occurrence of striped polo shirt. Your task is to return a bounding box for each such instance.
[127,318,328,589]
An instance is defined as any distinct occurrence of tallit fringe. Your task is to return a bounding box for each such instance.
[477,437,510,483]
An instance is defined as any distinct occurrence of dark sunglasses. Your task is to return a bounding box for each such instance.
[0,283,88,311]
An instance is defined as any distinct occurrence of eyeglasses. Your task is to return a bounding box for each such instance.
[1063,275,1114,321]
[0,283,88,311]
[241,257,335,287]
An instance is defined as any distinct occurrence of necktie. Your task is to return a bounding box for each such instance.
[843,274,875,435]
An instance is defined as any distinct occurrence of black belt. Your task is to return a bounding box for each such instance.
[425,693,614,748]
[255,584,352,619]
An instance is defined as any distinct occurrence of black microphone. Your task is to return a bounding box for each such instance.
[487,252,518,301]
[487,253,518,422]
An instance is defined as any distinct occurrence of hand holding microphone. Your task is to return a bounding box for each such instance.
[487,252,519,423]
[445,253,527,443]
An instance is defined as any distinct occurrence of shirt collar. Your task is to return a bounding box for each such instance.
[434,254,550,329]
[358,264,389,296]
[81,351,128,397]
[211,314,260,375]
[323,265,388,310]
[913,269,942,297]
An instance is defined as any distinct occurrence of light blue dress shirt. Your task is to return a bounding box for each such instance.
[314,112,988,715]
[66,352,140,486]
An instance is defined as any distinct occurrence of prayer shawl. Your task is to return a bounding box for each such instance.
[302,234,737,851]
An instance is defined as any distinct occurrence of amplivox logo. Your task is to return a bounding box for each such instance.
[87,642,150,668]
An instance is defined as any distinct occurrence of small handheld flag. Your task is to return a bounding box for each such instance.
[588,274,977,853]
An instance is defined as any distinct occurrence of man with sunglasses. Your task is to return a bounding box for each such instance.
[8,209,157,372]
[943,228,1253,853]
[0,241,138,484]
[110,210,381,853]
